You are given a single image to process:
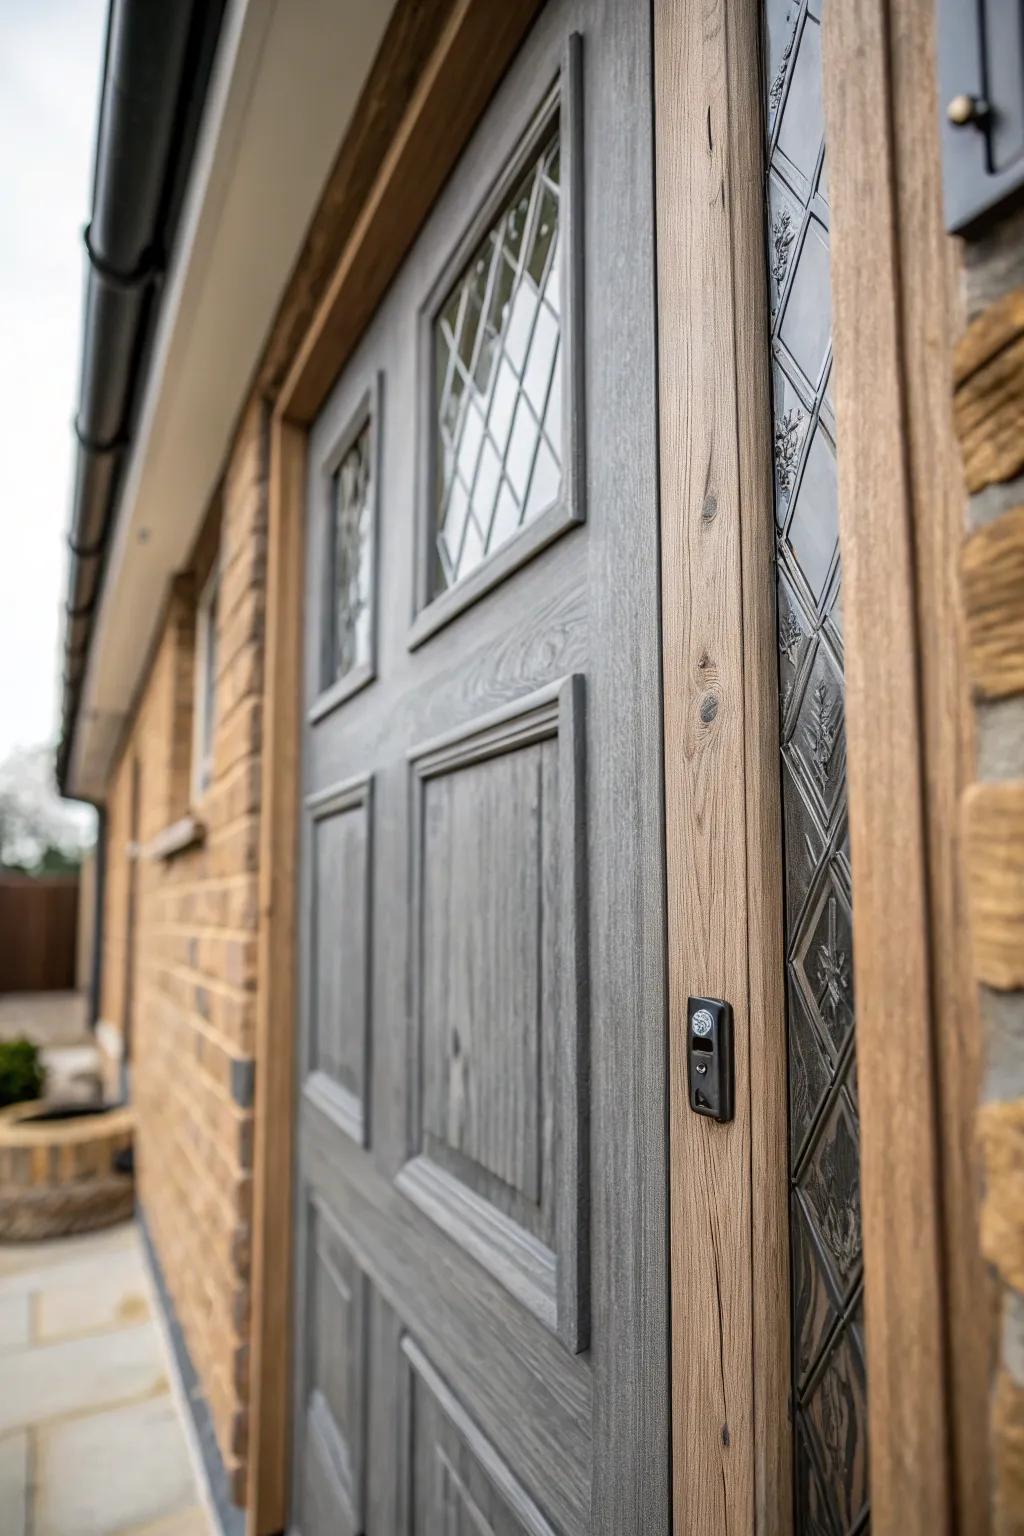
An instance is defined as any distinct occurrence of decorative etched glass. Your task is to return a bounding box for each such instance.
[432,131,562,593]
[326,422,373,686]
[764,1,869,1531]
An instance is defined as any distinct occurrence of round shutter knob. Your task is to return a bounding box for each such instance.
[947,93,987,127]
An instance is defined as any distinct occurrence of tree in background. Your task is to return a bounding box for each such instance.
[0,744,95,875]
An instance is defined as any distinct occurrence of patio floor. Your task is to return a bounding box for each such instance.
[0,1220,213,1536]
[0,990,89,1047]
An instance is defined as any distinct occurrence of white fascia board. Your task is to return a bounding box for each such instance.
[68,0,396,801]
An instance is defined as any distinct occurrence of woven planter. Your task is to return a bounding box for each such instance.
[0,1100,134,1240]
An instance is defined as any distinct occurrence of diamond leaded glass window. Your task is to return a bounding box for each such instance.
[432,129,562,593]
[764,2,868,1531]
[325,421,373,687]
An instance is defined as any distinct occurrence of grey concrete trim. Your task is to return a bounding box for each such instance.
[136,1206,244,1536]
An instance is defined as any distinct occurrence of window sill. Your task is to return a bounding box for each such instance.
[140,815,206,863]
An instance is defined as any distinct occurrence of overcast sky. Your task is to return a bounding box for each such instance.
[0,0,107,766]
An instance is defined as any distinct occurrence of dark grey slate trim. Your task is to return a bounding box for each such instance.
[137,1206,245,1536]
[230,1057,255,1109]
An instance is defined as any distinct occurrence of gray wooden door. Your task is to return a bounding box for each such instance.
[291,4,667,1534]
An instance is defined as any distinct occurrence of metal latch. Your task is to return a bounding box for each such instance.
[686,996,734,1123]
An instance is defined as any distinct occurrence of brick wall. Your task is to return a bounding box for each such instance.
[954,211,1024,1533]
[98,396,269,1505]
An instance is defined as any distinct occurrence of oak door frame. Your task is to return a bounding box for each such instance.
[823,3,975,1529]
[247,5,547,1533]
[654,0,789,1527]
[655,0,975,1532]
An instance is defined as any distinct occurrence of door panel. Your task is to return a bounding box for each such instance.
[764,1,869,1530]
[293,3,666,1533]
[300,1196,367,1535]
[402,1337,559,1536]
[400,676,587,1349]
[305,775,372,1145]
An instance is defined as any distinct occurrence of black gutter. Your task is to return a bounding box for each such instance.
[58,0,227,792]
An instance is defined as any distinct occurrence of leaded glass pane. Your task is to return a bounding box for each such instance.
[433,130,562,593]
[764,1,869,1530]
[326,422,373,686]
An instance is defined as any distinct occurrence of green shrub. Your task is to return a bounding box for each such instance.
[0,1038,45,1108]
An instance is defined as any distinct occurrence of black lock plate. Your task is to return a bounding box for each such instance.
[686,996,734,1123]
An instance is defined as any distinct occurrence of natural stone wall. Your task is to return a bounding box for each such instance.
[98,396,269,1506]
[955,204,1024,1536]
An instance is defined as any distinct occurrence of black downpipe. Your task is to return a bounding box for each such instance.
[87,806,106,1032]
[58,0,226,790]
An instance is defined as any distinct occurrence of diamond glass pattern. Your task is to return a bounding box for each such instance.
[432,131,562,593]
[763,1,868,1529]
[326,422,373,687]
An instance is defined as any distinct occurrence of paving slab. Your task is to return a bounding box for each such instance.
[116,1505,213,1536]
[34,1241,150,1342]
[118,1506,212,1536]
[0,1320,166,1435]
[0,990,89,1046]
[34,1393,198,1536]
[0,1290,31,1352]
[0,1221,210,1535]
[0,1431,29,1536]
[0,1223,137,1296]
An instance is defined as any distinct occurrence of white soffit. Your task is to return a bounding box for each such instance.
[69,0,397,800]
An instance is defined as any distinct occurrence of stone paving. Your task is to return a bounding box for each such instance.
[0,1221,213,1536]
[0,991,89,1047]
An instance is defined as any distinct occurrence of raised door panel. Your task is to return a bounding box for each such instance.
[421,744,548,1202]
[297,1198,367,1536]
[304,775,372,1145]
[401,1337,557,1536]
[399,677,587,1350]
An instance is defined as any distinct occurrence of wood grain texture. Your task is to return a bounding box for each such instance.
[551,4,669,1524]
[275,3,670,1530]
[303,1196,368,1530]
[247,413,305,1536]
[306,774,373,1146]
[886,2,991,1522]
[822,3,953,1530]
[964,780,1024,991]
[301,1092,591,1536]
[963,505,1024,700]
[400,1335,558,1536]
[726,1,791,1525]
[249,10,551,1528]
[279,0,545,424]
[402,678,588,1350]
[654,0,787,1528]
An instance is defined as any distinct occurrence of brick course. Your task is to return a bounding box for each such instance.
[98,396,268,1505]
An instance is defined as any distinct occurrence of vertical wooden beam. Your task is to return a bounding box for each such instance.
[728,0,793,1519]
[822,4,953,1529]
[655,1,789,1529]
[885,5,990,1524]
[248,412,306,1535]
